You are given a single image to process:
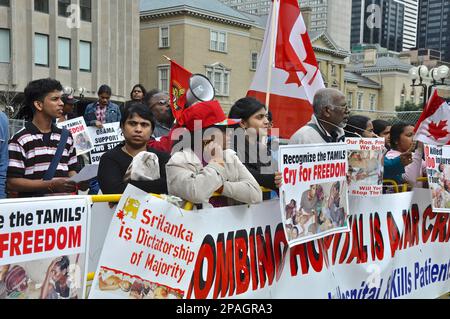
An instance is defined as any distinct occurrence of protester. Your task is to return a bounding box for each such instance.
[0,111,9,199]
[228,97,282,192]
[166,100,262,208]
[7,78,82,198]
[373,119,392,149]
[122,84,147,114]
[290,88,350,144]
[144,90,174,138]
[84,85,121,128]
[56,95,79,124]
[345,115,376,138]
[98,104,169,195]
[384,123,425,188]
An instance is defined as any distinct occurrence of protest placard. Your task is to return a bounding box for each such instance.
[57,117,94,156]
[346,138,384,197]
[0,196,91,299]
[425,144,450,213]
[87,123,124,164]
[278,143,350,247]
[89,185,200,299]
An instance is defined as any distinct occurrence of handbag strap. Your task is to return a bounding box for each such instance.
[43,128,70,181]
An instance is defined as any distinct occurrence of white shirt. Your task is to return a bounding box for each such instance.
[289,115,345,145]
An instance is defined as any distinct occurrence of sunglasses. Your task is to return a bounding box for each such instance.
[151,100,170,108]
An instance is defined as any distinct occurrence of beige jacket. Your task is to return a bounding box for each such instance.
[166,148,263,206]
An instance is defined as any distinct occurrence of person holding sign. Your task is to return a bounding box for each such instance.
[97,104,169,195]
[289,88,350,145]
[166,100,262,208]
[384,123,425,188]
[344,115,377,138]
[7,79,81,197]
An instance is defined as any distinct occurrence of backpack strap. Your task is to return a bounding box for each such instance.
[43,128,70,181]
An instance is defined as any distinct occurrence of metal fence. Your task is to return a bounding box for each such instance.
[351,110,422,125]
[8,119,26,137]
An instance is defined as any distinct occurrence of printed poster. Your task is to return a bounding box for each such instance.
[425,144,450,213]
[87,122,124,164]
[57,117,94,156]
[278,143,350,247]
[89,185,201,299]
[0,196,92,299]
[346,138,384,197]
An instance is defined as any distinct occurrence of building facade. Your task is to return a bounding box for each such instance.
[417,0,450,63]
[0,0,140,107]
[219,0,351,51]
[351,0,405,52]
[395,0,419,50]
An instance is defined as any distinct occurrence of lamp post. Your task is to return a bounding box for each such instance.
[409,65,450,108]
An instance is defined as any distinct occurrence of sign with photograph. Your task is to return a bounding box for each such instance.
[0,196,91,299]
[346,138,385,197]
[278,143,350,247]
[425,144,450,213]
[57,117,94,156]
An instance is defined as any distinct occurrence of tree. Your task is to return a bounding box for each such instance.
[0,64,22,118]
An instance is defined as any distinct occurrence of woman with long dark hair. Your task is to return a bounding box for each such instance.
[228,97,282,192]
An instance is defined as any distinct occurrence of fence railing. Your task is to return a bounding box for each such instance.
[351,110,422,125]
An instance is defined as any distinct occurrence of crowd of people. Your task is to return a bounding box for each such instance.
[0,79,430,208]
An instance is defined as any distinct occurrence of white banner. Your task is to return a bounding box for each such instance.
[346,138,384,197]
[0,196,92,299]
[87,123,124,164]
[57,117,94,156]
[278,143,350,246]
[424,144,450,213]
[87,187,450,299]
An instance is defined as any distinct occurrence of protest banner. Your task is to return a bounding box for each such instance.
[87,122,124,164]
[87,189,450,299]
[346,138,384,197]
[0,196,91,299]
[57,117,94,156]
[424,144,450,213]
[278,143,350,247]
[89,185,200,299]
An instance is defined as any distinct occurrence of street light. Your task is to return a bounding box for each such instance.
[409,65,450,108]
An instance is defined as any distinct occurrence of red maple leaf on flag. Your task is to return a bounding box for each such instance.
[428,120,449,140]
[116,210,125,221]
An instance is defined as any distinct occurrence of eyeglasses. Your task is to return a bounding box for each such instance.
[330,104,351,112]
[151,100,170,108]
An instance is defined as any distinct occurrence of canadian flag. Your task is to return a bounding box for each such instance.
[415,90,450,145]
[247,0,325,139]
[170,60,192,125]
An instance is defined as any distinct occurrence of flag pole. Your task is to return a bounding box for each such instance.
[265,0,279,111]
[163,55,171,61]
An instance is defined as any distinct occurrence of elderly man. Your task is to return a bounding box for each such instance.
[289,88,350,145]
[144,90,175,138]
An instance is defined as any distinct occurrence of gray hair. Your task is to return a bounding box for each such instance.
[312,88,343,115]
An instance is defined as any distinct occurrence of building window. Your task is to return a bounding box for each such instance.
[357,92,364,110]
[159,26,169,48]
[0,29,10,63]
[158,66,169,93]
[206,64,230,97]
[251,52,258,70]
[58,37,71,69]
[331,64,336,76]
[346,92,353,108]
[58,0,71,17]
[35,0,49,13]
[210,30,227,53]
[35,33,49,67]
[79,41,91,72]
[0,0,9,7]
[369,94,377,111]
[80,0,91,22]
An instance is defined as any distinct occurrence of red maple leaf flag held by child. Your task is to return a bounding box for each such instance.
[415,90,450,145]
[247,0,325,138]
[170,60,192,125]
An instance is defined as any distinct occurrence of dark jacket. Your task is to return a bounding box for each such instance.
[98,144,169,195]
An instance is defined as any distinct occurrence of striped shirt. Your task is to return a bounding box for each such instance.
[8,122,79,198]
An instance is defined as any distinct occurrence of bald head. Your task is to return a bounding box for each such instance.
[313,88,346,115]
